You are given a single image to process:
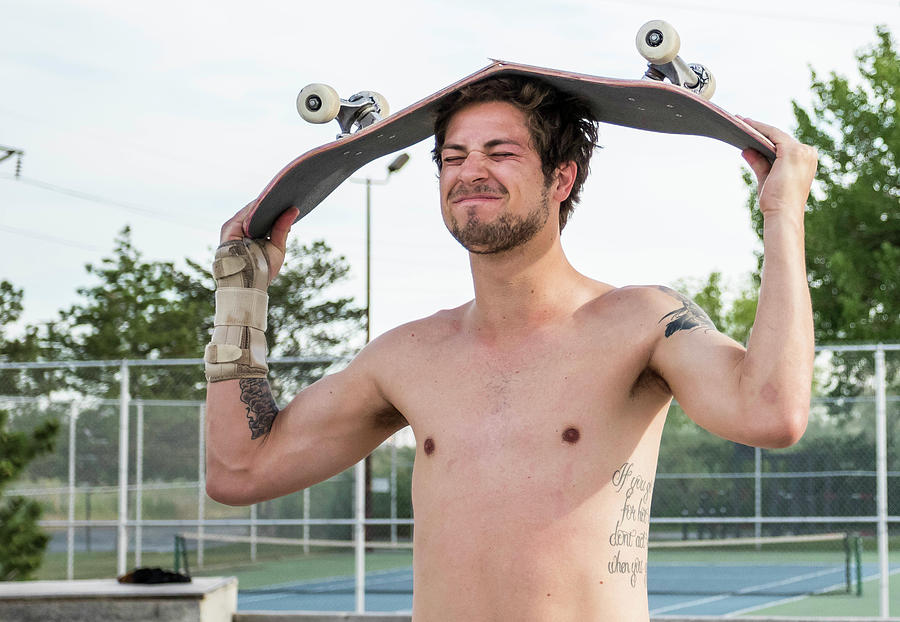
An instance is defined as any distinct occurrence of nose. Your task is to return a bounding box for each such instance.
[457,150,489,184]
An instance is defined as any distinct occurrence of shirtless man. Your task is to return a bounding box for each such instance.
[204,77,818,621]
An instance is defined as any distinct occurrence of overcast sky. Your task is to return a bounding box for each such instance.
[1,0,897,345]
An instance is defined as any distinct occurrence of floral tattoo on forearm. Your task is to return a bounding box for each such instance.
[655,286,717,338]
[238,378,280,440]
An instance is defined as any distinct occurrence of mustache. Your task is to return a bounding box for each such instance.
[448,183,508,201]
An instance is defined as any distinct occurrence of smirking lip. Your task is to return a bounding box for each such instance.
[452,194,503,204]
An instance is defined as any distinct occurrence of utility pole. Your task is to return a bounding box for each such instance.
[350,152,410,547]
[0,145,24,178]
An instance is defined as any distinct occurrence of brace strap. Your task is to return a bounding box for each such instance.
[205,238,279,382]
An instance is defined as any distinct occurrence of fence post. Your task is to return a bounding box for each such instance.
[67,402,78,580]
[875,344,889,617]
[754,446,762,545]
[198,404,206,568]
[303,487,310,554]
[391,434,398,544]
[250,503,258,562]
[355,459,366,613]
[135,402,144,567]
[117,360,130,576]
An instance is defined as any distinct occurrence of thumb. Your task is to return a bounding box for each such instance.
[270,207,300,251]
[741,148,771,186]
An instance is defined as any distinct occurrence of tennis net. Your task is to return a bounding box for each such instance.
[175,531,861,598]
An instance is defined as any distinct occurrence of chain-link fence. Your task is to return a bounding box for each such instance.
[1,345,897,613]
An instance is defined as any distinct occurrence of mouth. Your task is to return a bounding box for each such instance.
[451,194,504,205]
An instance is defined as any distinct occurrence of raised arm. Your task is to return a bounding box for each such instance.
[204,204,406,506]
[649,120,818,448]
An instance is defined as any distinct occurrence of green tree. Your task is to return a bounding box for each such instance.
[749,27,898,398]
[688,28,897,400]
[673,272,757,344]
[786,27,897,345]
[0,409,59,580]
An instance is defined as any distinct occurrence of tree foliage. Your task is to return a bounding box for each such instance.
[0,409,59,580]
[789,27,898,345]
[690,28,897,399]
[674,272,757,345]
[39,227,363,400]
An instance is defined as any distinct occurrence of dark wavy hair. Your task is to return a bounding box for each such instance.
[432,76,599,231]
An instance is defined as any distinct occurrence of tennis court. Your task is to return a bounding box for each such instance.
[175,531,887,617]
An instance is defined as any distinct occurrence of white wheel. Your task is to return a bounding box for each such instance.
[690,64,716,100]
[371,91,389,118]
[636,20,680,65]
[297,83,340,124]
[357,91,389,118]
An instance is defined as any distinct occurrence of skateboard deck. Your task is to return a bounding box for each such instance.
[244,60,775,239]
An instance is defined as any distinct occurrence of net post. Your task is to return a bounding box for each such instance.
[844,531,851,593]
[174,534,182,573]
[856,533,863,597]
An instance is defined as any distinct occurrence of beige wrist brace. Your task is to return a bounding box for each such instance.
[204,238,278,382]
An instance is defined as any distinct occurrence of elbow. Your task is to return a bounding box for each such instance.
[754,404,809,449]
[205,467,256,507]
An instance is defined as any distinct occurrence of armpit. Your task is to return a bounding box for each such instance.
[654,286,717,338]
[373,405,409,431]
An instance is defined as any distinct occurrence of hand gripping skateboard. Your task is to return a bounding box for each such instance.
[244,20,775,239]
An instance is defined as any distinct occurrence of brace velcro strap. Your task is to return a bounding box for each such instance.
[204,343,243,364]
[214,288,269,332]
[212,255,247,279]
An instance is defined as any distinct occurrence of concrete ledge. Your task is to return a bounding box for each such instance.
[0,577,237,622]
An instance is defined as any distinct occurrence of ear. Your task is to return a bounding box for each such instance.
[552,161,578,203]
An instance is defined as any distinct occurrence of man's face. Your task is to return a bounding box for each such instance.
[438,101,554,254]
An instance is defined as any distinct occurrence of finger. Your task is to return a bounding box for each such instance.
[220,201,256,244]
[738,117,793,148]
[270,207,300,250]
[741,148,771,185]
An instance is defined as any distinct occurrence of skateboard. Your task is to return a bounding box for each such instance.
[244,20,775,239]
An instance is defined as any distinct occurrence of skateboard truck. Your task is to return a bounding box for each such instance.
[297,84,390,139]
[636,20,716,100]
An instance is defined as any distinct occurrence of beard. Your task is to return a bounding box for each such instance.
[447,184,551,254]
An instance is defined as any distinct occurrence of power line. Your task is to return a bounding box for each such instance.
[0,224,104,253]
[0,172,208,233]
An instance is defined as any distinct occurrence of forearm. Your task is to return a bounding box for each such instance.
[205,378,280,504]
[741,211,814,435]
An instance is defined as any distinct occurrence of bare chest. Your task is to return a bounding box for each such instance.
[387,329,669,500]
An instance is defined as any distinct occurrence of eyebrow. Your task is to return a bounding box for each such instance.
[441,138,525,152]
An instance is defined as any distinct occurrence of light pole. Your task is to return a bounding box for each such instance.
[353,152,410,343]
[349,153,409,603]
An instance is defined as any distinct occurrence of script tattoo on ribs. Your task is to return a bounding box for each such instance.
[655,286,717,338]
[238,379,280,440]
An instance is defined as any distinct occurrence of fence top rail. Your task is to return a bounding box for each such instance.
[0,355,343,370]
[0,345,895,368]
[815,343,900,352]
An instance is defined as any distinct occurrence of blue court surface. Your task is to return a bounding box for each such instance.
[236,561,883,616]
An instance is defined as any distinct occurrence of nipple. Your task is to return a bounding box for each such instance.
[562,427,580,444]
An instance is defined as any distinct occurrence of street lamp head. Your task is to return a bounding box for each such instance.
[387,153,410,174]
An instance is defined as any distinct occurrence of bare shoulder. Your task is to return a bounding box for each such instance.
[606,284,717,337]
[355,304,467,367]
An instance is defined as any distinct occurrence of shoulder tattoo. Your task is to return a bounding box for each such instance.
[238,378,280,440]
[654,286,717,338]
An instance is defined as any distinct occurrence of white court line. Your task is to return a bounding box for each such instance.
[727,565,900,617]
[238,567,413,605]
[649,567,843,615]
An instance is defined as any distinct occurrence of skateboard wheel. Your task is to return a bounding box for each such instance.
[297,83,340,124]
[636,20,680,65]
[370,91,389,119]
[690,64,716,100]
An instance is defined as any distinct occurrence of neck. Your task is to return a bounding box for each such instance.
[466,226,583,335]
